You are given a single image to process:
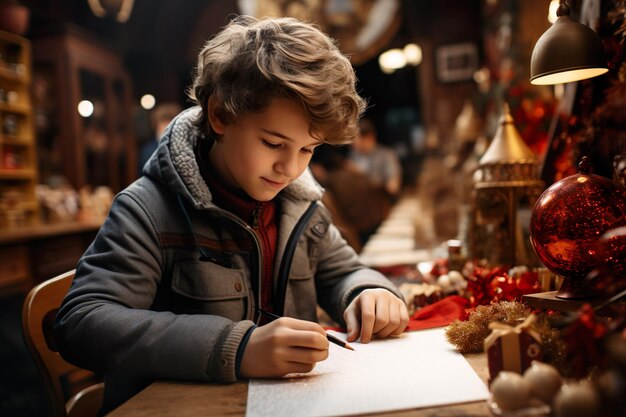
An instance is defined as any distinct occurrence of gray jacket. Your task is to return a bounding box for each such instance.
[54,107,402,413]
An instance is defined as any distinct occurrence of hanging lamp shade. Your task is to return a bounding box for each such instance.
[530,1,608,85]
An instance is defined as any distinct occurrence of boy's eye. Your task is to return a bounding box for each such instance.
[300,147,315,155]
[262,140,281,149]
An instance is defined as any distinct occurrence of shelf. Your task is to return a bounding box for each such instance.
[0,134,32,145]
[0,101,29,114]
[0,168,36,180]
[32,28,136,192]
[0,65,27,82]
[9,200,38,211]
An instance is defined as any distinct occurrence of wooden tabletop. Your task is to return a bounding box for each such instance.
[107,352,491,417]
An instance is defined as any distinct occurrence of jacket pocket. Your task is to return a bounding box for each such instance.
[284,246,317,321]
[288,243,315,280]
[171,261,248,318]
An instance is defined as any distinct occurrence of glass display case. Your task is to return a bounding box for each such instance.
[32,25,136,192]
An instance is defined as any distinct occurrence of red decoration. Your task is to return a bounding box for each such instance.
[464,261,541,308]
[407,295,469,331]
[510,97,554,157]
[423,259,541,309]
[529,157,626,299]
[561,304,608,378]
[428,258,449,280]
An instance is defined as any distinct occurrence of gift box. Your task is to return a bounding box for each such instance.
[484,314,543,381]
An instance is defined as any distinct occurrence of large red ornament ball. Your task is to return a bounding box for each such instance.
[529,158,626,298]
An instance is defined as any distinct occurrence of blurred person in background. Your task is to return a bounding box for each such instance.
[311,145,391,248]
[349,118,402,198]
[138,102,182,176]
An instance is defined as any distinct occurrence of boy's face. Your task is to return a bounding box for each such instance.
[208,98,322,201]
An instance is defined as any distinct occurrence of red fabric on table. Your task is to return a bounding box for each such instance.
[406,295,469,331]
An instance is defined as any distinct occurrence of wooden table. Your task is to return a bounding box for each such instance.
[107,352,491,417]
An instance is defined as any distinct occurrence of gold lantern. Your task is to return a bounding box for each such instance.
[470,104,544,266]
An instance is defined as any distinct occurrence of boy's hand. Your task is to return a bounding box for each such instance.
[344,288,409,343]
[239,317,329,378]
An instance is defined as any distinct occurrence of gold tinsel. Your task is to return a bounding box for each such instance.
[445,301,530,353]
[445,300,566,370]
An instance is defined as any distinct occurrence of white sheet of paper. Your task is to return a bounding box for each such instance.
[246,328,490,417]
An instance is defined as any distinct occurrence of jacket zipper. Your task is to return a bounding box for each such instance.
[220,210,263,320]
[177,195,263,319]
[275,201,318,316]
[251,203,261,229]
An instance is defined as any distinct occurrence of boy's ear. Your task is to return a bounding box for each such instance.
[207,96,226,134]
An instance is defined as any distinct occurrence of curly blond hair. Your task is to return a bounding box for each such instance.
[187,15,366,145]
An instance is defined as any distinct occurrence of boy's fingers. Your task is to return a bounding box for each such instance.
[344,308,360,342]
[373,302,399,338]
[275,317,327,335]
[358,296,376,343]
[284,330,328,350]
[372,297,390,333]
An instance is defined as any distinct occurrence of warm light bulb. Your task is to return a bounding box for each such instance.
[141,94,156,110]
[531,68,609,85]
[403,43,422,66]
[379,48,406,73]
[77,100,94,118]
[473,68,490,84]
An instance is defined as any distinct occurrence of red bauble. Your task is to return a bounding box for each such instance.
[529,158,626,299]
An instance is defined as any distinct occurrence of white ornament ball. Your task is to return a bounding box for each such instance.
[448,271,467,290]
[490,371,531,410]
[436,274,451,290]
[448,270,464,284]
[553,381,600,417]
[523,361,562,403]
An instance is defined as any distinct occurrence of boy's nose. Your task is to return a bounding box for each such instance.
[275,153,300,178]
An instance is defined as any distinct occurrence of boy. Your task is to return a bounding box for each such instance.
[54,16,408,414]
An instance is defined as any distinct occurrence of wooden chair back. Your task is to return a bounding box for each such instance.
[22,270,104,417]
